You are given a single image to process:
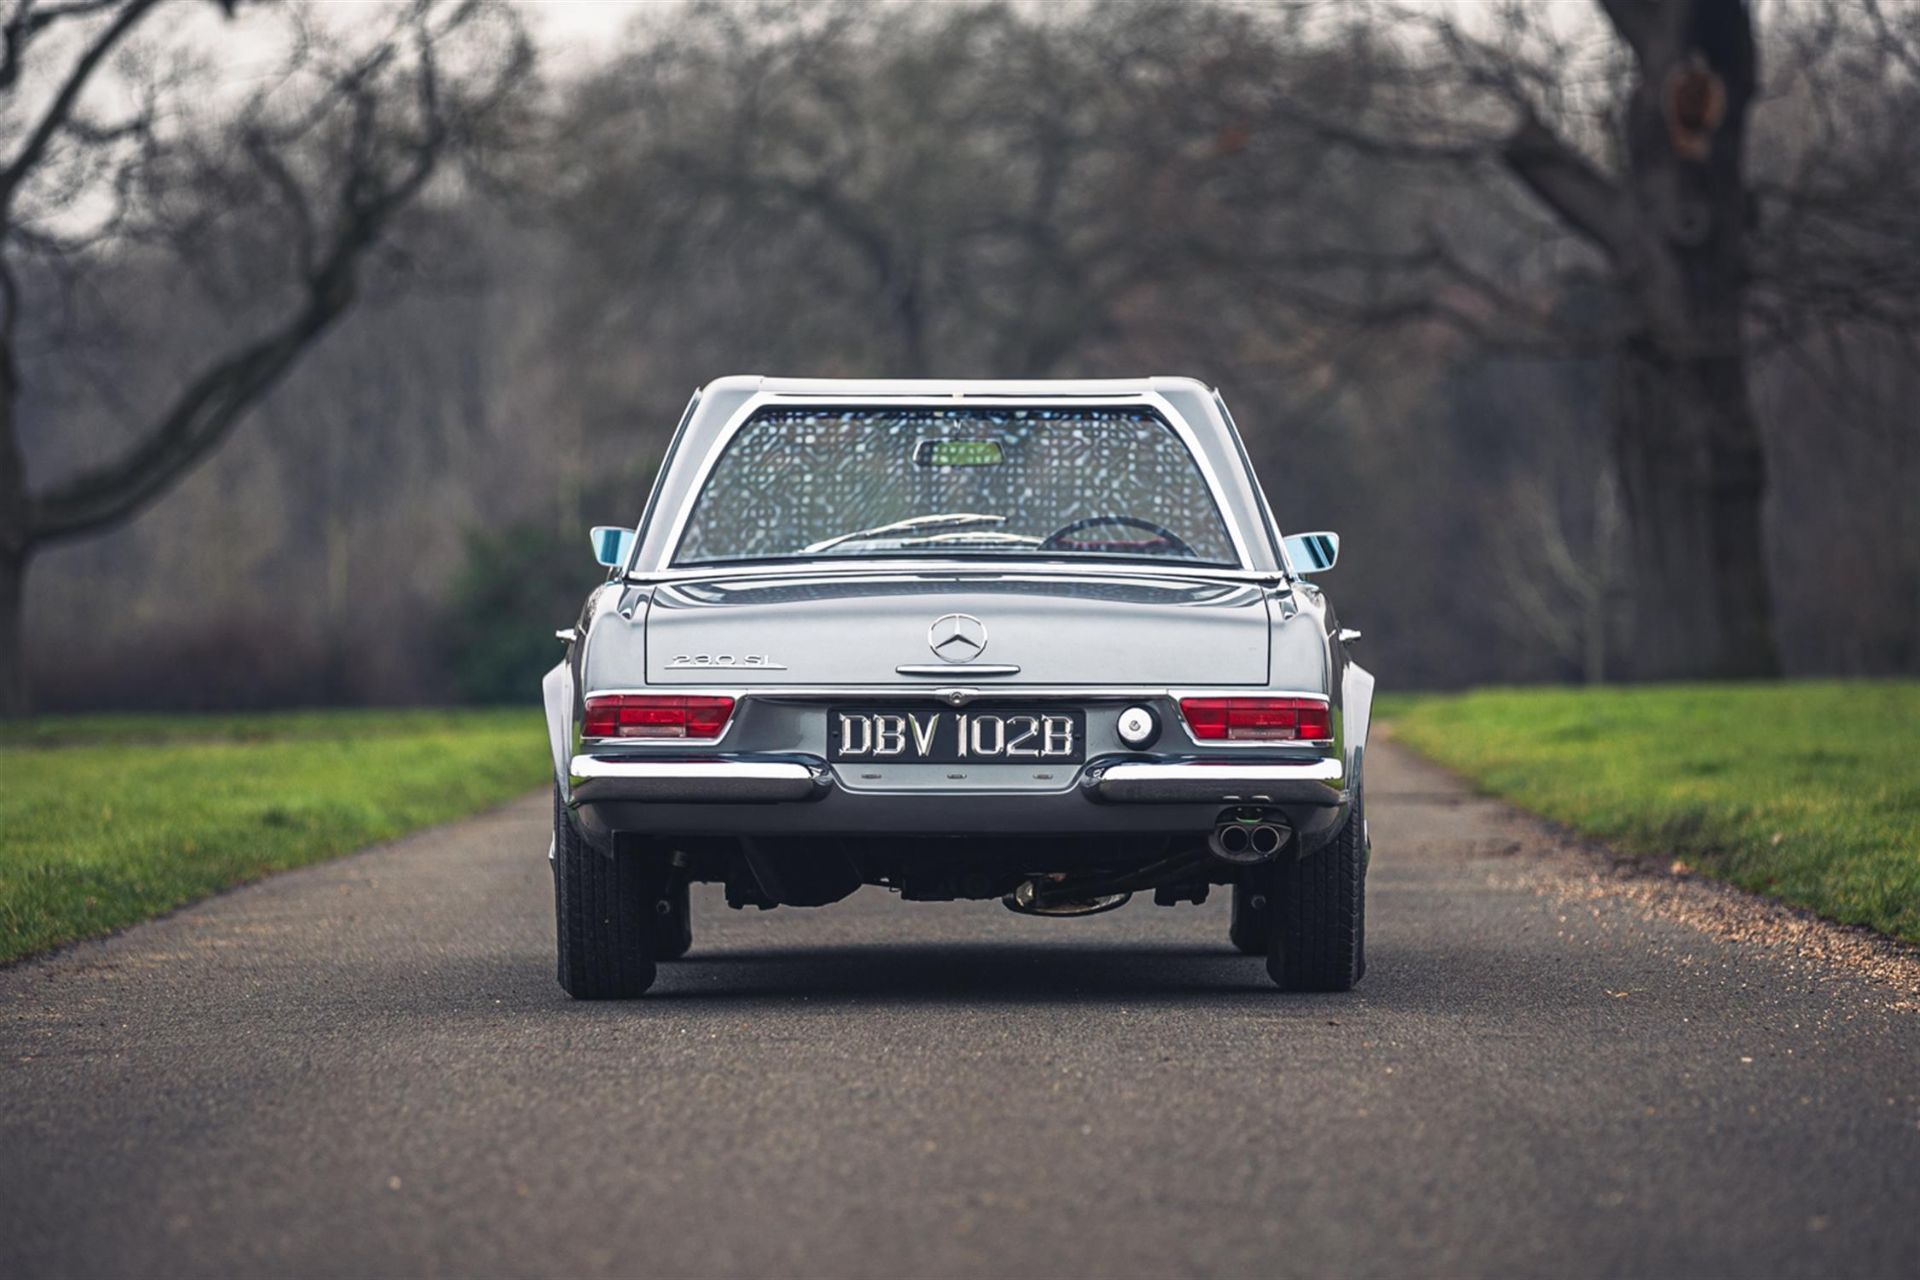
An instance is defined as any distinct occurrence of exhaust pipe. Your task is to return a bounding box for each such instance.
[1213,823,1252,859]
[1208,818,1288,865]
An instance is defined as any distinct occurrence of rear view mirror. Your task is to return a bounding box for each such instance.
[1283,531,1340,574]
[590,526,636,569]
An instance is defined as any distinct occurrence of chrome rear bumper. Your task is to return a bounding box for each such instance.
[567,754,1348,847]
[568,754,1341,807]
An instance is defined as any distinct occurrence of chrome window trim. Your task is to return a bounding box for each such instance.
[632,561,1286,586]
[650,390,1256,573]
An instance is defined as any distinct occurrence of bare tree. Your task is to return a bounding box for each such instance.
[552,0,1332,382]
[0,0,530,715]
[1249,0,1920,680]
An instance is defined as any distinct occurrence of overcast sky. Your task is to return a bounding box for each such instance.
[493,0,1602,70]
[518,0,655,62]
[171,0,1604,102]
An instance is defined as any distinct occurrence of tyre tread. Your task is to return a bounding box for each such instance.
[553,788,656,999]
[1266,787,1367,992]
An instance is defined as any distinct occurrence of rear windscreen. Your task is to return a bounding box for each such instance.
[673,406,1238,567]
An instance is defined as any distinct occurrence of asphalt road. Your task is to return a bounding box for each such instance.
[3,742,1917,1279]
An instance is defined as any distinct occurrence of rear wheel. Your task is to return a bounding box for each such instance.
[1228,883,1269,955]
[652,875,693,960]
[1266,784,1367,992]
[552,788,657,999]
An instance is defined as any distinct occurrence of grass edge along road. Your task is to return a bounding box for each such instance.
[1385,681,1920,946]
[0,709,548,964]
[7,685,1914,965]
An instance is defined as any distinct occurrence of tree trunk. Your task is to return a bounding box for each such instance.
[1582,468,1622,685]
[0,544,27,719]
[1611,0,1780,680]
[0,342,26,718]
[1613,340,1777,678]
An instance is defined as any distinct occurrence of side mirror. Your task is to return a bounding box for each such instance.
[1283,531,1340,574]
[590,526,636,569]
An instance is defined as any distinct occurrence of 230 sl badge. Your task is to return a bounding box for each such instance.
[667,653,788,669]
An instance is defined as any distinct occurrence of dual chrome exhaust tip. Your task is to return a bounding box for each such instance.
[1208,816,1288,865]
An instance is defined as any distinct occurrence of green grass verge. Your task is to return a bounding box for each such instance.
[0,708,549,963]
[1386,681,1920,945]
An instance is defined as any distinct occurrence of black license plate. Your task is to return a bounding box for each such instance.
[828,707,1085,764]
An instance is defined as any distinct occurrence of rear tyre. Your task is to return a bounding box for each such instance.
[1266,784,1367,992]
[1228,882,1270,955]
[652,875,693,960]
[552,787,657,999]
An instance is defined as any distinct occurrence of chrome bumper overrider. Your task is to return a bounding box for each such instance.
[569,754,1342,806]
[1088,759,1344,804]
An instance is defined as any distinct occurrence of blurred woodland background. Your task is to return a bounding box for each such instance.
[3,0,1917,713]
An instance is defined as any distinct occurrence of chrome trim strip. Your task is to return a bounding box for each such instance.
[582,685,1275,704]
[1094,759,1344,804]
[650,391,1256,572]
[893,663,1022,677]
[629,562,1287,587]
[1100,760,1342,782]
[568,757,823,803]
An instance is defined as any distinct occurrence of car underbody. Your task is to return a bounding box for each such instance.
[576,759,1350,914]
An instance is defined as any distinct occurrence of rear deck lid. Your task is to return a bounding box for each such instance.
[644,572,1269,686]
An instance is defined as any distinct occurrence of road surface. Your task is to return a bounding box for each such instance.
[3,741,1917,1278]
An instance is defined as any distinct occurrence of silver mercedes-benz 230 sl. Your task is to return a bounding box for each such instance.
[544,377,1375,997]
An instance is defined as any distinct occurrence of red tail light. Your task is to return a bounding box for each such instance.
[1179,696,1331,742]
[583,695,735,740]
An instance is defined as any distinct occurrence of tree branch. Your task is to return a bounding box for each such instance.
[1861,0,1920,89]
[0,0,164,222]
[1499,114,1632,259]
[1263,97,1489,165]
[19,0,523,546]
[24,266,353,542]
[0,0,123,93]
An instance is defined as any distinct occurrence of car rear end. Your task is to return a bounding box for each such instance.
[543,377,1372,994]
